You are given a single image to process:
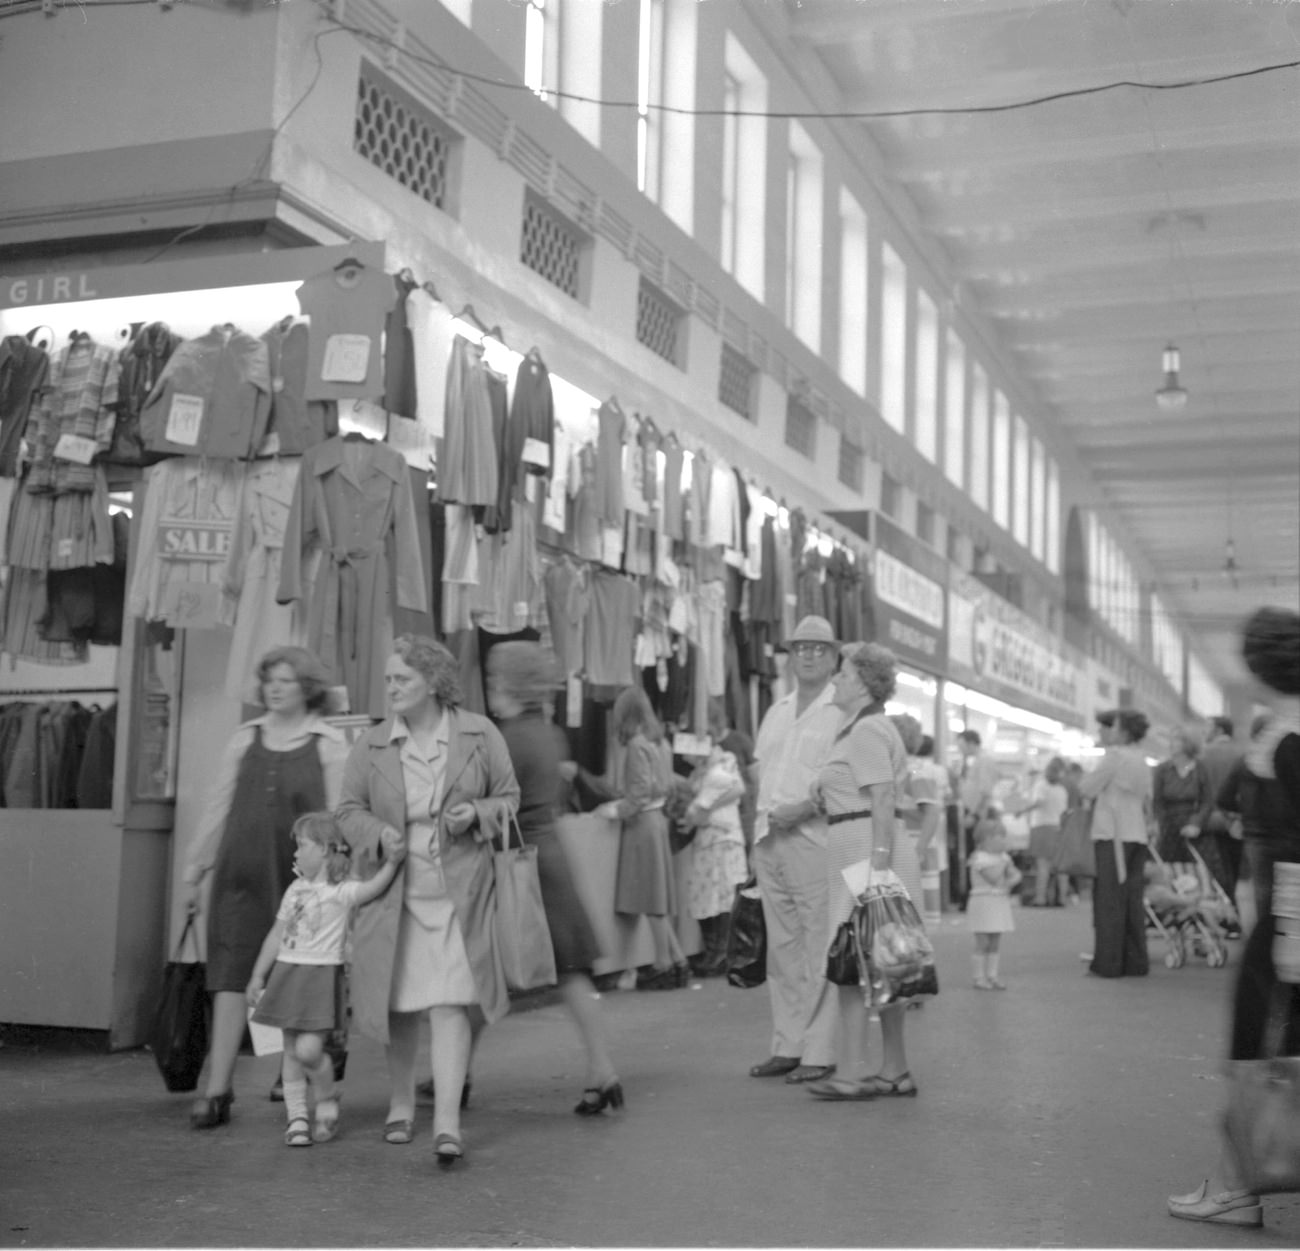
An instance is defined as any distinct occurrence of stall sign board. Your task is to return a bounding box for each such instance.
[870,513,947,673]
[947,566,1089,728]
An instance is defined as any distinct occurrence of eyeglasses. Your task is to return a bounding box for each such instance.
[790,643,832,658]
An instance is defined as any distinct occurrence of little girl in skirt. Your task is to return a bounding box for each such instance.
[248,812,403,1145]
[967,812,1022,990]
[685,742,749,976]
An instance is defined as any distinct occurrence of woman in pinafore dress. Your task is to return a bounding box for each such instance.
[181,647,348,1130]
[336,635,519,1167]
[806,643,919,1102]
[598,686,690,989]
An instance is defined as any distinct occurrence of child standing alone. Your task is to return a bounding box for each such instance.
[968,811,1022,990]
[248,812,404,1145]
[685,737,749,977]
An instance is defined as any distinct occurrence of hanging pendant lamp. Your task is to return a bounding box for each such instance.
[1156,344,1188,411]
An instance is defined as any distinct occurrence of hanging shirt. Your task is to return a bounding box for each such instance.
[260,320,338,455]
[584,570,639,686]
[508,354,555,485]
[406,286,454,438]
[26,340,120,494]
[139,327,271,459]
[128,458,246,625]
[296,263,395,401]
[544,559,588,676]
[0,336,48,478]
[660,437,684,541]
[109,322,180,466]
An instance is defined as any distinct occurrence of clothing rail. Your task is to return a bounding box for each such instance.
[0,687,118,697]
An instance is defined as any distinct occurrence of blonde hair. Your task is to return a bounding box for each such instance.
[290,812,351,885]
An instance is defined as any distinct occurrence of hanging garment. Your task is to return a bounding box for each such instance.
[391,465,435,641]
[441,503,479,637]
[40,511,128,646]
[108,322,181,466]
[296,262,395,402]
[438,336,500,507]
[384,271,418,417]
[7,467,114,571]
[221,459,311,701]
[544,559,588,677]
[623,414,649,517]
[0,336,49,477]
[568,441,602,562]
[584,570,639,686]
[26,339,120,494]
[542,422,575,537]
[698,580,728,699]
[1,570,87,665]
[128,458,246,625]
[475,499,540,633]
[278,437,426,718]
[508,353,555,488]
[405,285,455,439]
[707,462,740,553]
[594,401,626,526]
[260,320,338,455]
[661,436,684,541]
[77,704,117,809]
[139,326,271,459]
[480,366,512,533]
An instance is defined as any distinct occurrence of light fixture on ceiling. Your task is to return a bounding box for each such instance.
[1156,344,1188,411]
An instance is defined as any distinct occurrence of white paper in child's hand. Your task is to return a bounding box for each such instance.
[247,1008,283,1057]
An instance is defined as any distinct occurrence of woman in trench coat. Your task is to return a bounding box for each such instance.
[336,634,519,1166]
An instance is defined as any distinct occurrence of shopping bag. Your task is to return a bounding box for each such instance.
[491,812,558,992]
[1222,989,1300,1193]
[850,868,938,1006]
[825,920,860,986]
[150,915,210,1093]
[726,876,767,989]
[1053,805,1096,878]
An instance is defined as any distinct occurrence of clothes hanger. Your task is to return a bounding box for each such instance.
[25,325,53,350]
[396,267,417,288]
[457,304,491,336]
[333,255,365,273]
[422,278,442,303]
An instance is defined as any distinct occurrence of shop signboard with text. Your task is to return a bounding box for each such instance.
[947,566,1088,727]
[869,513,947,673]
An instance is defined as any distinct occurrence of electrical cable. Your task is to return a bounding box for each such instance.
[316,10,1300,122]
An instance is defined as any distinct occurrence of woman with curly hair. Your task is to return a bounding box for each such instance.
[336,634,519,1166]
[1169,607,1300,1228]
[805,642,918,1102]
[181,646,349,1130]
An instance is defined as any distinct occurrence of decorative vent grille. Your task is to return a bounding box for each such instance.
[636,279,682,367]
[718,344,756,419]
[838,436,864,491]
[785,396,816,459]
[354,71,452,210]
[520,198,582,298]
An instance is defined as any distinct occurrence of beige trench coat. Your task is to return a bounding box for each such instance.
[336,708,520,1043]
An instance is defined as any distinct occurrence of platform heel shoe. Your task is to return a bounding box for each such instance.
[190,1090,234,1129]
[574,1078,625,1116]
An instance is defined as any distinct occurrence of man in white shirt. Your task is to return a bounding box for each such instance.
[748,616,845,1083]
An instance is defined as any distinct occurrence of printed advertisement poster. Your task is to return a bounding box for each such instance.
[870,513,947,673]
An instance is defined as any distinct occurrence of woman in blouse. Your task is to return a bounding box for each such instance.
[336,634,519,1167]
[1012,756,1071,906]
[1078,708,1154,978]
[805,643,918,1101]
[598,686,689,990]
[181,647,349,1129]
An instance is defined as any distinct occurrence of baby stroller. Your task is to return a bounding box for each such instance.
[1143,842,1232,969]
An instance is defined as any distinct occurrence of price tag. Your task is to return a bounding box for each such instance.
[165,393,204,446]
[57,538,74,560]
[566,674,583,728]
[321,333,371,383]
[521,437,551,469]
[513,601,529,626]
[159,581,224,629]
[601,527,622,568]
[53,433,97,464]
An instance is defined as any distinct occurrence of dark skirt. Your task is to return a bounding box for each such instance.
[533,830,602,973]
[252,962,347,1033]
[615,808,675,918]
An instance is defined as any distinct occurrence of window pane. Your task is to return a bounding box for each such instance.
[1013,415,1030,546]
[944,329,965,487]
[880,243,907,432]
[839,190,868,395]
[914,290,938,462]
[1030,437,1045,561]
[991,390,1010,529]
[969,364,989,510]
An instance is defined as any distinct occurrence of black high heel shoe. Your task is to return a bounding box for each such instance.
[190,1090,234,1129]
[574,1078,624,1116]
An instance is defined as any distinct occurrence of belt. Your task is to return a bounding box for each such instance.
[826,809,902,825]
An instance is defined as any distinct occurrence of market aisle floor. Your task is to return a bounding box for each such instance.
[4,903,1300,1248]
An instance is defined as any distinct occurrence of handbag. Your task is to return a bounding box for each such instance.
[150,914,210,1093]
[491,811,558,992]
[725,876,767,989]
[1053,805,1096,878]
[825,920,860,986]
[1222,988,1300,1194]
